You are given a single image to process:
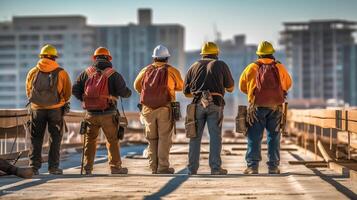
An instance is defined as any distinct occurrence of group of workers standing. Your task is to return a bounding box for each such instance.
[0,40,291,178]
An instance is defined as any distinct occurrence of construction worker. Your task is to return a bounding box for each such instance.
[72,47,131,175]
[26,44,71,175]
[0,158,33,178]
[134,45,183,174]
[239,41,292,174]
[184,42,234,175]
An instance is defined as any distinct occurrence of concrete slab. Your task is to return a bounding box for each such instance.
[0,143,355,200]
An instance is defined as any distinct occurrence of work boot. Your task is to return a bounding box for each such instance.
[48,168,63,175]
[32,168,39,175]
[243,167,258,174]
[211,168,228,175]
[268,167,280,174]
[16,167,33,179]
[157,167,175,174]
[111,166,128,174]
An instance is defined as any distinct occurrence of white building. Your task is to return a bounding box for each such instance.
[0,16,95,108]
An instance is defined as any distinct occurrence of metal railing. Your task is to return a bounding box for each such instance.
[0,109,141,158]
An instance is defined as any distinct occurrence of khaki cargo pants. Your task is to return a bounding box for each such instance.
[142,105,173,172]
[84,113,121,171]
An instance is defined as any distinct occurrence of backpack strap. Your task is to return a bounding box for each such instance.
[102,67,116,78]
[254,60,262,67]
[85,66,97,77]
[255,60,277,67]
[31,68,41,85]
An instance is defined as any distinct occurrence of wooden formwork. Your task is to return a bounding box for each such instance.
[287,108,357,176]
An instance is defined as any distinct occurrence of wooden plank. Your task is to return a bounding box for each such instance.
[329,162,350,176]
[337,131,357,149]
[347,110,357,122]
[0,125,26,139]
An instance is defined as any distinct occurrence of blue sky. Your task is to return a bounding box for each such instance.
[0,0,356,50]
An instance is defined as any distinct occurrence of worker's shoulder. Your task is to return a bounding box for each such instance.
[209,59,228,68]
[167,65,181,74]
[57,67,69,75]
[246,62,259,71]
[274,61,287,69]
[274,60,285,66]
[28,67,38,74]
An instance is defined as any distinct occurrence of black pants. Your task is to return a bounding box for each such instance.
[29,108,63,170]
[0,158,17,175]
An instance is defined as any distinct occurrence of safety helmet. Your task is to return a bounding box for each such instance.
[152,45,170,58]
[93,47,112,61]
[256,41,275,56]
[200,42,219,55]
[39,44,58,58]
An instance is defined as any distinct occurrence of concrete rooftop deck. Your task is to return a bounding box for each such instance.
[0,142,356,200]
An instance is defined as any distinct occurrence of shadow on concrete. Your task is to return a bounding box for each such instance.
[289,152,357,199]
[0,145,147,197]
[143,168,189,200]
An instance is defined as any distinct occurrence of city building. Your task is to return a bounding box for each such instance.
[344,44,357,106]
[0,16,95,109]
[0,9,185,111]
[280,20,356,105]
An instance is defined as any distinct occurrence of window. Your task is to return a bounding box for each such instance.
[43,34,63,40]
[0,63,16,69]
[19,35,39,41]
[0,45,15,50]
[0,95,16,101]
[0,86,15,92]
[29,26,41,30]
[0,75,16,82]
[0,54,15,59]
[48,25,67,30]
[0,35,15,41]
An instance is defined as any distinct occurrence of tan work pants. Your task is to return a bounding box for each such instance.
[84,113,121,171]
[142,105,173,172]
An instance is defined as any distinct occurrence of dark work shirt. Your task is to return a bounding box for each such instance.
[72,59,132,112]
[183,58,234,106]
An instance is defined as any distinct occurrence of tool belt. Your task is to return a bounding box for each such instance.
[235,103,284,137]
[235,105,247,136]
[171,102,181,122]
[194,91,223,108]
[113,110,128,140]
[185,103,197,138]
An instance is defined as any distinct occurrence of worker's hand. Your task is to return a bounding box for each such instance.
[247,104,258,126]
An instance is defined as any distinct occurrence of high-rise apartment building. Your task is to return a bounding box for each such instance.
[280,20,356,104]
[0,16,95,108]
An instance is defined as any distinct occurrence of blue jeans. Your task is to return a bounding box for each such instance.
[246,107,282,168]
[188,103,224,172]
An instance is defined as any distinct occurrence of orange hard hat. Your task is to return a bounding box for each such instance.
[93,47,112,61]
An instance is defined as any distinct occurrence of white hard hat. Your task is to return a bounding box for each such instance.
[152,45,170,58]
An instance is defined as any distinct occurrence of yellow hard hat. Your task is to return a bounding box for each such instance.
[39,44,58,58]
[256,41,275,56]
[200,42,219,55]
[93,47,112,61]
